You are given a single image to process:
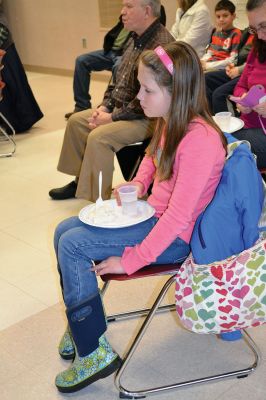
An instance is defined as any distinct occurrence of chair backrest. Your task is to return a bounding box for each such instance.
[116,138,151,181]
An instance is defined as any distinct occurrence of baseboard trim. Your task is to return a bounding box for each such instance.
[24,65,111,81]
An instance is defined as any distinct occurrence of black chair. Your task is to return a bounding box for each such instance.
[116,138,151,181]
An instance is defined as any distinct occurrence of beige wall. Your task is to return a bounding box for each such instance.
[3,0,218,74]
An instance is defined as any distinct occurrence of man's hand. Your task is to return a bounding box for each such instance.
[88,107,112,130]
[226,63,240,79]
[91,257,125,275]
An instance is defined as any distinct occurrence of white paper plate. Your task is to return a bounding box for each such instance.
[213,116,244,133]
[79,199,155,228]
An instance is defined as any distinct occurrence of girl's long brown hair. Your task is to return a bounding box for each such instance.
[139,41,227,181]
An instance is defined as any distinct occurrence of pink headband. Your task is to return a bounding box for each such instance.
[154,46,173,75]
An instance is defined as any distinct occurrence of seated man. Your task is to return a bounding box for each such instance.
[49,0,174,202]
[205,28,254,113]
[201,0,241,72]
[65,5,166,119]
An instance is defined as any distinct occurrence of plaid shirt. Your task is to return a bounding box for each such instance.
[101,19,174,121]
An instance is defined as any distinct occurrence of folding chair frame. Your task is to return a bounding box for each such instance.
[0,112,16,157]
[101,269,260,399]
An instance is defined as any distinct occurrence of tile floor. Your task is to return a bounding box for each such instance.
[0,72,265,400]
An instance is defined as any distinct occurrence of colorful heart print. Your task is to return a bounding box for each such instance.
[175,234,266,334]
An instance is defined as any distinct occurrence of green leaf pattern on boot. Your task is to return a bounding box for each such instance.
[55,335,121,393]
[58,326,75,360]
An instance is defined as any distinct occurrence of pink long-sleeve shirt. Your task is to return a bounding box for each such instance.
[121,118,226,275]
[233,49,266,128]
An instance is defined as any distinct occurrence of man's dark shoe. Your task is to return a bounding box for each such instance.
[65,107,89,120]
[49,181,77,200]
[64,111,75,120]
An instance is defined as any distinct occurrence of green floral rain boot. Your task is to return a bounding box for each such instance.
[55,335,122,393]
[58,326,75,360]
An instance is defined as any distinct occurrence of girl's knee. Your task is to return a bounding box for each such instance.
[54,217,81,248]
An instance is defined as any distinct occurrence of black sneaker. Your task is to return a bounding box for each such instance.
[49,181,77,200]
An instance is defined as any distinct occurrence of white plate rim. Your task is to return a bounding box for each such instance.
[213,116,244,133]
[79,199,155,228]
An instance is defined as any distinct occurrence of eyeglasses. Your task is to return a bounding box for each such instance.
[248,22,266,35]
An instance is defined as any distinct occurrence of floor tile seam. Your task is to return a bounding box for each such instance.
[27,73,61,80]
[12,284,60,308]
[0,359,52,387]
[0,364,30,386]
[0,169,35,181]
[0,263,56,287]
[0,275,52,306]
[6,128,64,145]
[0,206,64,238]
[214,379,248,400]
[0,168,10,175]
[0,228,51,255]
[0,301,63,335]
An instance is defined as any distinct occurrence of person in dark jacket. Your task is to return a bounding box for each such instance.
[64,17,130,119]
[65,5,166,119]
[0,12,43,133]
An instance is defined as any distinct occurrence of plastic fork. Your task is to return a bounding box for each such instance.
[95,171,103,210]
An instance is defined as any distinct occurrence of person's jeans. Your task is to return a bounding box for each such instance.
[73,49,118,110]
[205,70,239,114]
[54,216,190,308]
[232,127,266,169]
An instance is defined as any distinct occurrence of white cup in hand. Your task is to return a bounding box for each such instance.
[118,185,138,217]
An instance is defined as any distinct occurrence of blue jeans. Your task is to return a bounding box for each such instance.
[54,216,190,308]
[73,49,119,110]
[205,70,240,114]
[233,127,266,169]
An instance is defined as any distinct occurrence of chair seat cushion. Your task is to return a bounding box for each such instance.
[100,263,181,282]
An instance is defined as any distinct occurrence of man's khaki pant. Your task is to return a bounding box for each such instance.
[57,109,153,202]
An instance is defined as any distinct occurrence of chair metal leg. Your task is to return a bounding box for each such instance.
[0,112,16,157]
[101,280,110,296]
[101,276,175,324]
[112,275,260,399]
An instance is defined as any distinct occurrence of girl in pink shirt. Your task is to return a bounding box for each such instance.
[54,41,226,393]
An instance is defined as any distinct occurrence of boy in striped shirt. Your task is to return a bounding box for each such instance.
[201,0,242,71]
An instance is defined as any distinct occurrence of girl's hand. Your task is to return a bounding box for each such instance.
[253,101,266,118]
[113,181,144,206]
[91,257,125,275]
[236,93,252,114]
